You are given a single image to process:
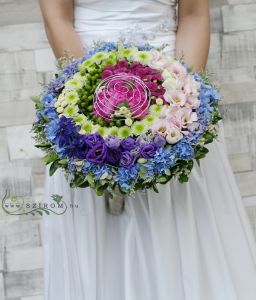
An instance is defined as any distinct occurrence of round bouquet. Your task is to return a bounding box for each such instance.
[32,41,222,213]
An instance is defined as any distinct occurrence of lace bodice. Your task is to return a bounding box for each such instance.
[74,0,178,54]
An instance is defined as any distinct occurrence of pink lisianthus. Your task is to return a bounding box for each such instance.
[164,90,186,106]
[170,61,187,78]
[180,108,198,128]
[152,119,168,136]
[185,95,201,109]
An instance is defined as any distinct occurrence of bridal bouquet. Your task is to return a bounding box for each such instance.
[32,41,222,213]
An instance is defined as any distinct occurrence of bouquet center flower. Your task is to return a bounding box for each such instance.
[93,73,151,122]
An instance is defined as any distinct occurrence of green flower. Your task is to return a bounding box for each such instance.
[118,126,132,139]
[65,91,79,104]
[119,47,137,60]
[95,126,108,137]
[150,104,163,115]
[74,114,87,124]
[131,121,148,136]
[108,126,119,136]
[81,121,93,134]
[63,105,79,117]
[65,79,83,90]
[135,51,151,65]
[91,52,109,63]
[143,114,155,125]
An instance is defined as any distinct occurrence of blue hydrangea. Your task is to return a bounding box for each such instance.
[43,107,58,120]
[199,83,220,105]
[116,164,140,190]
[41,93,55,107]
[67,159,77,173]
[45,119,60,143]
[172,141,194,160]
[153,148,176,175]
[143,161,155,179]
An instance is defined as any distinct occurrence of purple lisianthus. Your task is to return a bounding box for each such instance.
[86,142,107,164]
[64,136,88,159]
[140,142,159,159]
[105,135,121,149]
[106,147,121,166]
[84,133,104,148]
[120,151,136,168]
[154,134,166,147]
[121,137,138,151]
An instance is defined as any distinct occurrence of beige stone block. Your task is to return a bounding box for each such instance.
[0,272,4,299]
[225,135,250,155]
[0,23,48,52]
[212,67,255,84]
[228,152,252,173]
[220,81,256,104]
[0,100,35,127]
[222,31,256,68]
[6,247,43,272]
[0,50,35,74]
[0,160,32,197]
[4,220,41,250]
[235,171,256,197]
[0,72,39,92]
[5,269,43,298]
[35,48,56,72]
[222,4,256,32]
[6,124,42,160]
[0,128,9,162]
[0,0,42,26]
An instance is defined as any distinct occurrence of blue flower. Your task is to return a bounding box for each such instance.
[199,83,220,105]
[45,119,60,143]
[153,148,176,175]
[143,161,155,179]
[172,141,194,160]
[116,164,140,190]
[41,93,55,107]
[43,107,58,120]
[48,76,66,93]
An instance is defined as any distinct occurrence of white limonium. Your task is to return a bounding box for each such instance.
[166,128,183,144]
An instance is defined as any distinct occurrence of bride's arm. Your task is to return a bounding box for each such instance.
[175,0,210,72]
[39,0,85,58]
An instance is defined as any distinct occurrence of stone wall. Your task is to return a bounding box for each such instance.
[0,0,256,299]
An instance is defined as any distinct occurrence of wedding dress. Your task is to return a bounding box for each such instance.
[42,0,256,299]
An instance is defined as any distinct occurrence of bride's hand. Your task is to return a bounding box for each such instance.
[39,0,85,59]
[175,0,210,72]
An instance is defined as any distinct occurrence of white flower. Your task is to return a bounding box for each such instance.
[166,128,183,144]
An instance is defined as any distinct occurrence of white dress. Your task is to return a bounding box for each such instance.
[43,1,256,299]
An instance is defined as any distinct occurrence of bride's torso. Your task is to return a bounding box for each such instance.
[74,0,178,55]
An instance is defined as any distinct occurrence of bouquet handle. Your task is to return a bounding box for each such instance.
[104,187,125,215]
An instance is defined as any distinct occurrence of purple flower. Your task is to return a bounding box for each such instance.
[64,136,88,159]
[154,134,166,147]
[86,142,107,164]
[105,135,121,149]
[121,137,138,151]
[84,133,104,148]
[106,148,121,166]
[120,151,136,168]
[140,142,159,159]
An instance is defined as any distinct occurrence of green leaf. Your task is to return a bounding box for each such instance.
[58,159,68,166]
[195,158,201,167]
[40,113,49,123]
[152,184,159,193]
[35,143,52,149]
[49,161,59,176]
[178,173,189,183]
[31,96,41,104]
[43,152,58,164]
